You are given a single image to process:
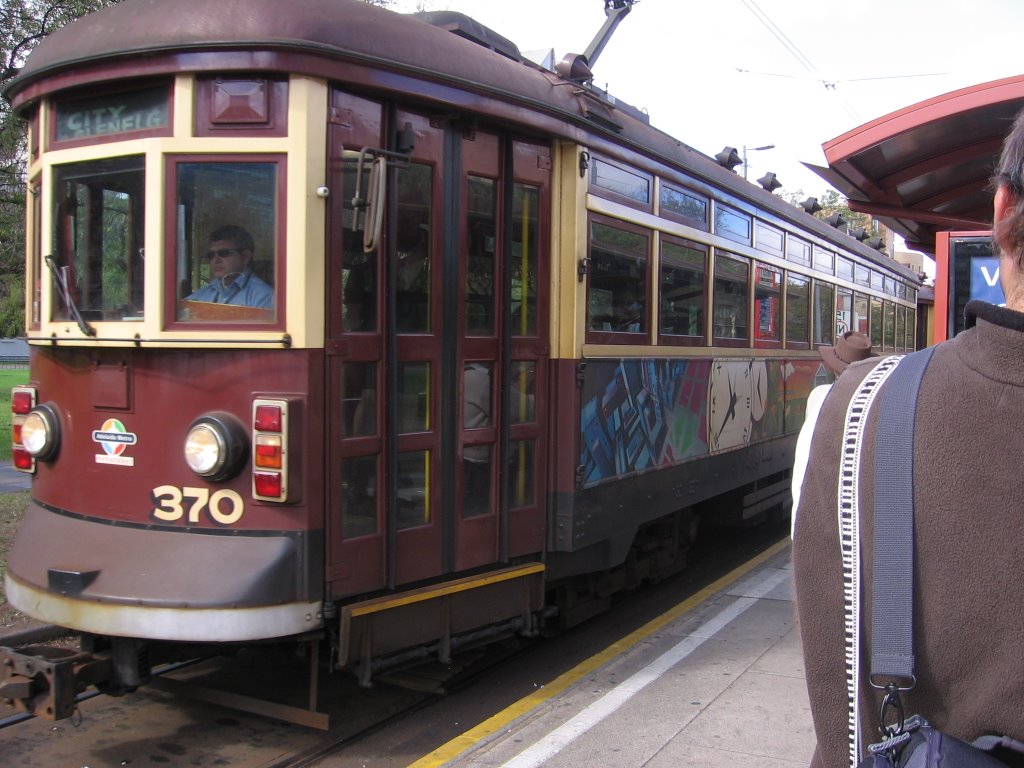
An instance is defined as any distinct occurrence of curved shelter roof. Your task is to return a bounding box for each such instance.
[807,75,1024,253]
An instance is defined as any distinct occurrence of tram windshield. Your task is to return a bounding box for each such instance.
[173,160,279,323]
[52,156,145,322]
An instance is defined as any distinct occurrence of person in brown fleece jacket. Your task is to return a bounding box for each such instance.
[793,107,1024,768]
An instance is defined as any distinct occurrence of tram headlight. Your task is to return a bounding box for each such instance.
[184,413,247,481]
[21,404,60,461]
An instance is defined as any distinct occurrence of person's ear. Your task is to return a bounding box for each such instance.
[995,184,1016,225]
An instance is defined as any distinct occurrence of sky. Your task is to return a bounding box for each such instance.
[386,0,1024,203]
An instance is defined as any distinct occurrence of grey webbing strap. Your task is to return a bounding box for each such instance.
[870,346,936,685]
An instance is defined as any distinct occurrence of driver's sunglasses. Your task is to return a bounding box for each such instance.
[205,247,241,261]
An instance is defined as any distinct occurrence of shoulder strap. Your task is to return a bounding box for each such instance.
[839,354,905,768]
[869,346,936,686]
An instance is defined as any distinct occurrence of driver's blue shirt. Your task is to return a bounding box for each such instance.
[186,271,273,308]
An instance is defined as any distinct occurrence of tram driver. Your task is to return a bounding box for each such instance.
[187,224,274,308]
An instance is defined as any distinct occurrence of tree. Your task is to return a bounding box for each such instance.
[1,1,123,337]
[782,188,878,235]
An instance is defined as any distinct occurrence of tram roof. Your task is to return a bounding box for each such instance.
[808,75,1024,254]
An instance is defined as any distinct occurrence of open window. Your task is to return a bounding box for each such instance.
[170,156,284,325]
[52,155,145,323]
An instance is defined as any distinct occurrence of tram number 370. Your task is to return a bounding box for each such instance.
[151,485,245,525]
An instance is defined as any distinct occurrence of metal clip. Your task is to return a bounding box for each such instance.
[879,682,906,739]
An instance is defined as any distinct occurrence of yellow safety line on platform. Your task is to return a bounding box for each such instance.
[409,537,790,768]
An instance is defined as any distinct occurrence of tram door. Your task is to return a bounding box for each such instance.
[325,90,550,599]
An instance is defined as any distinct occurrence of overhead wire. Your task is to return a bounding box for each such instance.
[737,0,861,121]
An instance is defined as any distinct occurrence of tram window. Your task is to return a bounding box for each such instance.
[398,362,430,434]
[660,183,708,230]
[659,238,706,343]
[586,220,649,338]
[463,362,493,519]
[511,183,540,336]
[713,252,749,342]
[30,178,41,329]
[884,302,896,350]
[836,256,854,282]
[754,221,783,256]
[785,274,810,347]
[870,298,883,348]
[28,106,39,160]
[812,282,835,346]
[466,176,497,335]
[853,293,870,335]
[836,288,853,337]
[173,159,279,323]
[341,150,378,333]
[395,162,433,333]
[509,361,537,424]
[714,204,751,245]
[341,362,377,437]
[397,451,430,529]
[753,264,782,345]
[509,440,535,509]
[855,263,871,287]
[590,156,651,208]
[813,247,835,274]
[787,236,811,266]
[52,155,145,322]
[341,455,378,538]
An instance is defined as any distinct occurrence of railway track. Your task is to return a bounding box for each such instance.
[0,522,787,765]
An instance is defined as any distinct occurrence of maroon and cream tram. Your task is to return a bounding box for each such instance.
[1,0,919,719]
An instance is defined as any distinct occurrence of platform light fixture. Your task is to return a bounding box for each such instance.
[742,144,775,180]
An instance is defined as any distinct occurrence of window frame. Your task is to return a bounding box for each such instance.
[163,153,288,331]
[588,155,653,212]
[784,272,811,350]
[753,262,783,349]
[585,214,652,345]
[49,80,173,151]
[711,250,750,348]
[658,235,707,347]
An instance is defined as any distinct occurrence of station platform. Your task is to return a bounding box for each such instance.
[413,539,814,767]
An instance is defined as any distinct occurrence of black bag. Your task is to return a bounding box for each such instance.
[857,715,1024,768]
[846,350,1024,768]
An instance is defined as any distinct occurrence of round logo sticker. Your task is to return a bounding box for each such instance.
[92,419,138,456]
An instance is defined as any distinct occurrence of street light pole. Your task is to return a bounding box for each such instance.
[743,144,775,180]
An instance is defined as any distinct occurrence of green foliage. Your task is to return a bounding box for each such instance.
[781,188,875,234]
[1,2,124,338]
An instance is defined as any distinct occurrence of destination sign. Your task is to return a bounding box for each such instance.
[55,85,169,142]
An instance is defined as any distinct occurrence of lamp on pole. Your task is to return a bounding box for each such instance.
[743,144,775,180]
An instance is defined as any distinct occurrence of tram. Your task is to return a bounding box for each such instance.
[1,0,919,720]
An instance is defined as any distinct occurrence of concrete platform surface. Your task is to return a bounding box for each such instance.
[418,542,813,767]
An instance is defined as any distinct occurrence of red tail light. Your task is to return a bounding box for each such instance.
[251,399,288,501]
[11,387,37,473]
